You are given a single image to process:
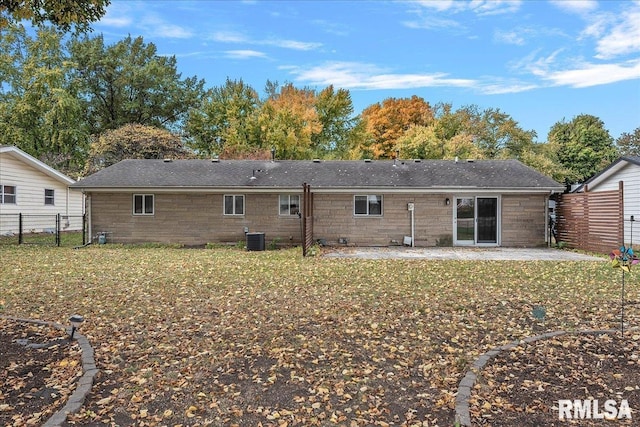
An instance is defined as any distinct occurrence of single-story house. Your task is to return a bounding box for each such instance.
[0,145,84,235]
[575,156,640,246]
[70,158,564,247]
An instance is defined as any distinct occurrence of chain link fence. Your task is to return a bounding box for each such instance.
[0,213,86,247]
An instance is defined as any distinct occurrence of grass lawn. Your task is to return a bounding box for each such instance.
[0,246,637,426]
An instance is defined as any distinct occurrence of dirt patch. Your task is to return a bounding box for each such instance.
[0,319,82,426]
[471,332,640,426]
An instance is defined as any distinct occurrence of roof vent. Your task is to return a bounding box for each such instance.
[163,158,172,163]
[467,159,475,163]
[312,159,321,163]
[211,158,220,163]
[364,159,372,163]
[414,159,422,163]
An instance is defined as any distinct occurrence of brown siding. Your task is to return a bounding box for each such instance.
[501,194,548,247]
[89,192,303,245]
[88,191,550,247]
[313,193,453,247]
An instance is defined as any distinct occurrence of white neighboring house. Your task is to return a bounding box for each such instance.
[0,145,84,235]
[577,156,640,246]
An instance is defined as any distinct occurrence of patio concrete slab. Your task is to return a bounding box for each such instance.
[322,247,605,261]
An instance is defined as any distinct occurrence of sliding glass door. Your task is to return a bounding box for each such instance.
[454,196,499,245]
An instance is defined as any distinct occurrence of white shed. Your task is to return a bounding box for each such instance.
[578,156,640,246]
[0,146,84,234]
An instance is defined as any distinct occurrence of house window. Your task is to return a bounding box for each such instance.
[224,195,244,215]
[0,185,16,204]
[279,194,300,216]
[354,195,382,216]
[133,194,154,215]
[44,189,55,205]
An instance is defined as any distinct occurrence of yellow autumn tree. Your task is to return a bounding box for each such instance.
[258,83,322,159]
[358,96,434,159]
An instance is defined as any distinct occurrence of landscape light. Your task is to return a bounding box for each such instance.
[69,314,84,339]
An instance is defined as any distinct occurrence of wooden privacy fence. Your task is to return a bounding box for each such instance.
[302,183,314,257]
[555,181,623,253]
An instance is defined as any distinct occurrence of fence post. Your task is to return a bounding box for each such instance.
[56,213,61,247]
[18,213,23,244]
[82,213,87,245]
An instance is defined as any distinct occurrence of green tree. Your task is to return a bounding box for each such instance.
[474,107,535,159]
[440,105,535,159]
[616,127,640,157]
[186,78,261,157]
[549,114,617,183]
[0,24,88,174]
[84,123,194,174]
[519,143,574,184]
[0,0,109,32]
[69,34,205,134]
[258,82,322,159]
[312,85,359,158]
[395,124,482,160]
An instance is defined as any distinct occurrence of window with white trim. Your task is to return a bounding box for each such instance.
[279,194,300,216]
[133,194,154,215]
[44,189,55,205]
[0,185,16,204]
[354,195,382,216]
[224,195,244,215]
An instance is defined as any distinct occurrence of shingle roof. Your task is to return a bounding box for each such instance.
[70,159,564,192]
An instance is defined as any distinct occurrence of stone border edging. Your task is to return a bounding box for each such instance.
[0,316,98,427]
[454,327,637,426]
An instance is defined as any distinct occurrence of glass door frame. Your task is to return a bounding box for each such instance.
[453,195,501,246]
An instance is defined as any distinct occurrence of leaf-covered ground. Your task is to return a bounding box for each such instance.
[0,319,82,426]
[0,246,638,426]
[471,332,640,426]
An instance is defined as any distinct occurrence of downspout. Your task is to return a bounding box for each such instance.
[86,193,92,243]
[408,202,415,247]
[545,193,550,247]
[411,208,415,247]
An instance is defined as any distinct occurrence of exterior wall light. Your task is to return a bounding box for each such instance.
[69,314,84,339]
[445,198,451,206]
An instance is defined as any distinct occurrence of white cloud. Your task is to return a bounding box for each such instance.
[594,10,640,59]
[468,0,522,16]
[402,16,463,30]
[411,0,459,12]
[494,29,525,45]
[224,50,267,59]
[98,4,192,39]
[542,59,640,87]
[479,81,539,94]
[411,0,521,15]
[404,0,520,31]
[265,39,322,51]
[287,61,541,95]
[211,31,249,43]
[146,21,193,39]
[286,61,476,90]
[99,14,132,28]
[210,31,321,51]
[549,0,598,15]
[98,3,133,27]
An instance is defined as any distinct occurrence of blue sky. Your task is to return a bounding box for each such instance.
[93,0,640,141]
